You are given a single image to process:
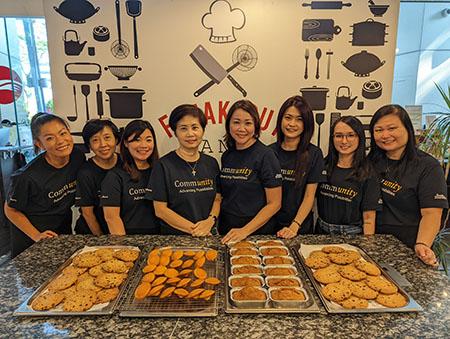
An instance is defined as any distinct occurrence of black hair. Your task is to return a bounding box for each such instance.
[169,104,207,135]
[120,120,159,182]
[275,95,315,187]
[224,100,261,149]
[31,112,69,154]
[326,116,371,182]
[81,119,120,149]
[368,104,417,177]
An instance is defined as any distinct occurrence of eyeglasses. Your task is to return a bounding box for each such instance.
[333,133,357,141]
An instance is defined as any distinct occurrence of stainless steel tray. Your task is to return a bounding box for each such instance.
[14,245,141,316]
[119,246,220,317]
[224,241,321,314]
[296,243,423,314]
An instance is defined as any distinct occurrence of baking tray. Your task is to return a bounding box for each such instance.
[119,246,220,317]
[224,241,321,314]
[14,245,141,316]
[296,243,423,314]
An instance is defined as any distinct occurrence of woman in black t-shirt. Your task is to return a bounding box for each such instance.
[101,120,159,235]
[75,119,120,235]
[150,104,221,236]
[368,104,448,266]
[219,100,282,244]
[270,95,326,238]
[5,113,85,256]
[317,116,382,235]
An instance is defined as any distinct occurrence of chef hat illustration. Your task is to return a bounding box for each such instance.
[202,0,246,43]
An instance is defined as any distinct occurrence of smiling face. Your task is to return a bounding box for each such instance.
[333,122,359,156]
[125,128,154,163]
[281,106,304,141]
[229,108,256,150]
[35,120,74,159]
[175,115,204,152]
[89,126,117,161]
[373,114,409,159]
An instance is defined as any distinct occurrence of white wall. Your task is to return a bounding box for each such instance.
[0,0,44,17]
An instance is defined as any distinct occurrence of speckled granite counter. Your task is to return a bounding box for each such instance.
[0,235,448,338]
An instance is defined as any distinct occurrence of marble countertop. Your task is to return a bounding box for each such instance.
[0,234,448,339]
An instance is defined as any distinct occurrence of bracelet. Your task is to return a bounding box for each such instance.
[414,242,430,248]
[292,219,301,227]
[209,214,217,223]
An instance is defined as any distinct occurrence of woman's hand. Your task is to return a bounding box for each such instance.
[277,225,298,239]
[191,218,214,237]
[414,243,438,267]
[33,230,58,242]
[221,228,249,244]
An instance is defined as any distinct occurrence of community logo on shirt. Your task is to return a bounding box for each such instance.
[128,187,151,200]
[380,179,402,196]
[173,178,215,194]
[220,167,253,181]
[48,180,77,203]
[434,193,447,201]
[319,183,358,202]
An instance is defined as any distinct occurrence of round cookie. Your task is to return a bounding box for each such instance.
[305,256,330,269]
[354,260,381,276]
[322,282,352,302]
[63,290,97,312]
[47,273,78,291]
[73,252,103,268]
[31,291,65,311]
[338,277,354,289]
[339,265,367,281]
[114,249,140,262]
[340,296,369,309]
[101,259,128,273]
[322,246,345,254]
[95,287,120,304]
[62,266,87,276]
[329,250,361,265]
[350,281,378,299]
[365,276,398,295]
[309,250,328,258]
[60,285,77,299]
[76,276,103,292]
[313,267,342,284]
[94,273,126,288]
[77,272,92,284]
[376,292,407,308]
[95,248,115,262]
[89,265,105,277]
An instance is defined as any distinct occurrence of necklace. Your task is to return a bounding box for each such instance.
[185,159,198,176]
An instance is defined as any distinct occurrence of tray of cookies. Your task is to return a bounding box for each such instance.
[14,246,141,316]
[224,239,321,313]
[118,246,221,317]
[296,243,423,313]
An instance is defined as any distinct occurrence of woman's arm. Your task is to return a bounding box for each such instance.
[415,207,442,266]
[80,206,103,236]
[278,183,318,239]
[103,206,126,235]
[192,193,222,236]
[154,201,196,234]
[222,187,282,243]
[362,210,376,235]
[4,202,57,241]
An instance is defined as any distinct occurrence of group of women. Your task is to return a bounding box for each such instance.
[4,96,448,267]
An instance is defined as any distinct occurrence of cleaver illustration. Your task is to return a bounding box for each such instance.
[190,45,247,97]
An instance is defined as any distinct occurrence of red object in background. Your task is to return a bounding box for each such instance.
[0,66,23,105]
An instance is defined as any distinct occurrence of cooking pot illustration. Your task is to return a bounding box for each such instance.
[105,86,146,119]
[63,30,87,56]
[350,19,388,46]
[299,86,329,111]
[341,50,385,77]
[54,0,100,24]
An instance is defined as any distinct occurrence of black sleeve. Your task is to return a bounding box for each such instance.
[306,147,326,184]
[212,157,221,194]
[259,150,282,188]
[75,168,96,207]
[418,159,448,209]
[361,175,383,212]
[7,172,31,212]
[149,160,168,202]
[71,147,87,169]
[100,171,122,207]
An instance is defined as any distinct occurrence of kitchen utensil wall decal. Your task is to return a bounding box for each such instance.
[68,85,78,122]
[125,0,142,59]
[65,62,102,81]
[350,19,388,46]
[111,0,130,59]
[362,79,382,99]
[105,86,146,119]
[202,0,246,43]
[302,19,341,42]
[304,49,310,79]
[302,1,352,10]
[315,112,325,147]
[299,86,329,110]
[93,26,110,42]
[315,48,322,79]
[81,84,91,121]
[335,86,357,110]
[326,49,333,79]
[341,50,385,77]
[63,30,87,56]
[191,44,257,97]
[105,65,142,80]
[96,84,104,119]
[368,0,389,17]
[54,0,100,24]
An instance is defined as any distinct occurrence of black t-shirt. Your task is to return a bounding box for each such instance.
[372,150,448,247]
[270,142,326,233]
[75,156,122,234]
[219,140,282,232]
[7,148,86,233]
[317,166,382,227]
[100,167,158,234]
[149,151,220,235]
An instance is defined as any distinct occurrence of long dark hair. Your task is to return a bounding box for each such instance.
[120,120,159,181]
[368,104,417,176]
[31,112,70,154]
[275,95,314,187]
[224,100,261,149]
[326,116,371,182]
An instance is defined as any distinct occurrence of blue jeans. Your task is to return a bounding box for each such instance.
[317,217,362,235]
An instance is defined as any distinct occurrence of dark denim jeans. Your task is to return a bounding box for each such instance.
[317,217,362,235]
